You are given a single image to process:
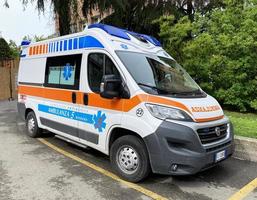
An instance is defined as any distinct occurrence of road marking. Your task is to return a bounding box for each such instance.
[228,178,257,200]
[38,138,169,200]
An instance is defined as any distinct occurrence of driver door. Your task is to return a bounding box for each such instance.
[78,51,123,152]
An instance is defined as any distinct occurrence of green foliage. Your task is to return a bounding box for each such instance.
[158,0,257,112]
[23,35,47,42]
[8,40,20,59]
[0,37,11,60]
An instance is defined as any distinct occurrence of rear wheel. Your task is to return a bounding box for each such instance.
[110,135,150,182]
[26,111,42,138]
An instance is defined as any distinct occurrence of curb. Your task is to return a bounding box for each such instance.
[233,136,257,162]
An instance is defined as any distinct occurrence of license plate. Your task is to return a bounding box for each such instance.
[215,150,226,162]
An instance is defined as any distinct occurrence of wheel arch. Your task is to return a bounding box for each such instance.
[107,127,147,154]
[25,108,34,119]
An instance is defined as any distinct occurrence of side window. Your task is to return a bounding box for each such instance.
[105,56,120,76]
[88,53,120,93]
[88,53,104,93]
[45,54,82,90]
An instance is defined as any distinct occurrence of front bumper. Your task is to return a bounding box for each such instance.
[143,119,234,175]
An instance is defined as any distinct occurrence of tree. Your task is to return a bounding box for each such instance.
[82,0,177,38]
[82,0,225,37]
[3,0,223,36]
[157,0,257,112]
[175,0,225,21]
[22,35,48,42]
[0,37,11,60]
[8,40,20,59]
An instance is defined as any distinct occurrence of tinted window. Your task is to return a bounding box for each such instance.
[88,53,120,93]
[105,56,120,76]
[88,53,104,93]
[45,54,82,90]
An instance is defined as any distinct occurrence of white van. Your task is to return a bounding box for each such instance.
[17,24,234,182]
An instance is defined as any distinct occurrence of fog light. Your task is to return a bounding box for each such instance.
[171,164,178,171]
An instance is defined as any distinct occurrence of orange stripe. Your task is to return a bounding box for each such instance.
[195,115,224,122]
[32,46,36,55]
[42,44,45,54]
[29,47,33,55]
[88,93,148,112]
[34,46,37,55]
[148,95,192,115]
[18,85,222,123]
[44,44,47,54]
[39,45,42,54]
[18,85,74,103]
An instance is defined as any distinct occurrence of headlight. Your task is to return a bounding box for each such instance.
[145,103,193,122]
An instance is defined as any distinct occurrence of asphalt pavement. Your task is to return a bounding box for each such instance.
[0,100,256,200]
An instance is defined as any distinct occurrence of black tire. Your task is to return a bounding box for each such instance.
[110,135,151,182]
[26,111,42,138]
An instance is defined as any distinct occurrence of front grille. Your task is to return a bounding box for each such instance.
[205,141,231,152]
[197,124,228,144]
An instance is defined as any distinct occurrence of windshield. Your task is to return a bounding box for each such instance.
[116,51,205,97]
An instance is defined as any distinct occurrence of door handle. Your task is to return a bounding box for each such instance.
[83,93,88,105]
[72,92,76,104]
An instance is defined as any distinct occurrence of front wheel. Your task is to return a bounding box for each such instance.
[110,135,151,182]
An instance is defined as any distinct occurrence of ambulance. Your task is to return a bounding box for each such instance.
[17,24,234,182]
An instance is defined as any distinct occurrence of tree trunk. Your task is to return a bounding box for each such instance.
[54,0,71,36]
[186,0,194,21]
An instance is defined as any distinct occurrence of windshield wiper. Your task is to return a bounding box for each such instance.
[172,89,204,96]
[137,83,169,94]
[137,83,204,96]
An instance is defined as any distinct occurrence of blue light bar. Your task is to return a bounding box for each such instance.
[88,23,162,47]
[21,40,31,46]
[88,24,130,40]
[141,34,161,47]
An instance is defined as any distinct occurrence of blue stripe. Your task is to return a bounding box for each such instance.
[84,36,104,48]
[68,39,73,50]
[60,41,63,51]
[38,104,94,124]
[73,38,78,49]
[38,104,107,132]
[56,42,59,51]
[44,36,104,54]
[64,40,67,51]
[79,37,85,48]
[79,36,104,49]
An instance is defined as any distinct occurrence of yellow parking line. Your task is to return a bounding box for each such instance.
[38,138,169,200]
[228,178,257,200]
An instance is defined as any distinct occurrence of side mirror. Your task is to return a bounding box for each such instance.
[100,75,122,99]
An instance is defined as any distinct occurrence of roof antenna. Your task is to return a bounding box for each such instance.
[83,23,88,30]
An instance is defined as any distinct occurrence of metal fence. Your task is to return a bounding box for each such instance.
[0,59,19,100]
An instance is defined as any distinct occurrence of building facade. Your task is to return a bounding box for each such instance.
[55,1,112,35]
